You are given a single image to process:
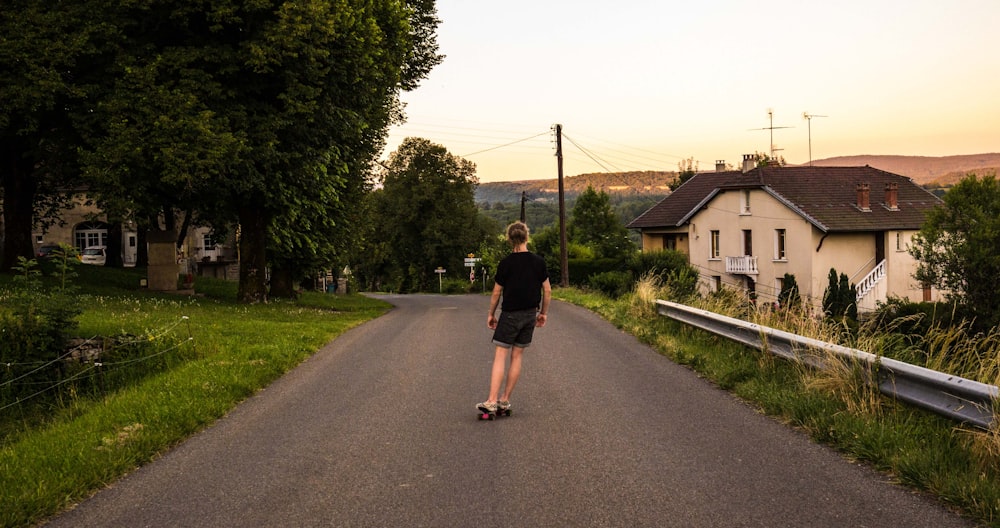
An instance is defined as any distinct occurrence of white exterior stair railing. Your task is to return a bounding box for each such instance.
[856,259,887,303]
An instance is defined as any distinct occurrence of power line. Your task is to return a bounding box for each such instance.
[460,131,551,157]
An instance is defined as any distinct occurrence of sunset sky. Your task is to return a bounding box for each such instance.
[382,0,1000,183]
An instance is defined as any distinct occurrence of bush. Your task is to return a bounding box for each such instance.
[588,271,633,298]
[564,258,625,286]
[440,277,474,294]
[0,258,83,400]
[628,249,692,281]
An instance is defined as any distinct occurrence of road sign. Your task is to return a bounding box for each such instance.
[464,258,480,267]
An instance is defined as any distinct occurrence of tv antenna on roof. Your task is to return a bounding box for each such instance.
[802,112,828,166]
[748,109,792,160]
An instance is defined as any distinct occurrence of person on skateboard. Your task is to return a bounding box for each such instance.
[477,221,551,419]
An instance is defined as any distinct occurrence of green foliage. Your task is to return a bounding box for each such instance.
[2,0,443,299]
[1,259,83,400]
[357,138,490,293]
[0,266,391,527]
[562,258,625,287]
[627,249,691,280]
[910,172,1000,330]
[476,232,509,280]
[778,273,802,311]
[822,268,857,320]
[570,185,636,259]
[672,157,698,190]
[440,277,474,294]
[588,271,633,298]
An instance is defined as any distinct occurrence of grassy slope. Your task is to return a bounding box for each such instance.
[0,266,390,527]
[553,287,999,527]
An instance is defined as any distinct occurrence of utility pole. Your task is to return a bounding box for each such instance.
[554,124,568,287]
[520,191,526,223]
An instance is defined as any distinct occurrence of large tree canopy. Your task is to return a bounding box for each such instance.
[569,185,635,259]
[2,1,442,300]
[361,137,487,292]
[0,1,115,270]
[910,173,1000,329]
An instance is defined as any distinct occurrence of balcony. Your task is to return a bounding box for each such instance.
[725,255,758,275]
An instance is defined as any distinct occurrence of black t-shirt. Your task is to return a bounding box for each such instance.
[495,251,549,312]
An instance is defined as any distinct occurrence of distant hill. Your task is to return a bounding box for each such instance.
[478,154,1000,204]
[807,153,1000,185]
[476,170,675,204]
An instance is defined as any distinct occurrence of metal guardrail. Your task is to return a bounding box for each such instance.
[656,300,998,430]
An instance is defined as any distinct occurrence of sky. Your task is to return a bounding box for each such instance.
[382,0,1000,183]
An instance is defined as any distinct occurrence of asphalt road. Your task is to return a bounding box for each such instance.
[42,294,975,527]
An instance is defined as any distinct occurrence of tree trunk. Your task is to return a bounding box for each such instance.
[269,265,297,299]
[0,146,38,272]
[106,221,124,268]
[136,228,149,267]
[237,203,268,303]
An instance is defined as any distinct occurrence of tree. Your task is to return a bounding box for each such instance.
[368,138,488,292]
[910,173,1000,329]
[60,0,441,301]
[777,273,801,311]
[753,151,787,168]
[822,268,857,320]
[0,1,114,271]
[569,185,636,259]
[671,157,698,190]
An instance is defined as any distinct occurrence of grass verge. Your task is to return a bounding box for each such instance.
[553,286,1000,527]
[0,268,389,528]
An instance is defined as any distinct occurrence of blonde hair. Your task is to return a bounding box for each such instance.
[506,221,529,246]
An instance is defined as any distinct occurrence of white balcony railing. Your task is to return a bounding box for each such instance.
[725,255,758,275]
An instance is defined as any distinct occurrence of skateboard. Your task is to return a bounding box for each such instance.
[477,403,512,420]
[477,404,496,421]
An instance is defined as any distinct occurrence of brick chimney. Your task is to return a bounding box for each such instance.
[741,154,755,173]
[884,182,899,210]
[856,183,871,212]
[715,160,726,172]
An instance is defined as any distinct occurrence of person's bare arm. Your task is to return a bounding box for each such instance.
[488,283,503,329]
[536,278,552,327]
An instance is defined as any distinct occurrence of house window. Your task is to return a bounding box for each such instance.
[712,276,722,292]
[710,230,720,259]
[663,235,676,251]
[74,222,109,252]
[203,233,216,250]
[741,189,751,214]
[775,229,786,260]
[896,232,905,252]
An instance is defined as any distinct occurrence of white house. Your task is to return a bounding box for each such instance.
[627,157,944,312]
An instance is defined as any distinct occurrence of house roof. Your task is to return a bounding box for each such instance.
[626,165,942,233]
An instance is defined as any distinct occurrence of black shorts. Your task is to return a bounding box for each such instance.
[492,309,537,349]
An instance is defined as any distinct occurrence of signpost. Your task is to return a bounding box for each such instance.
[435,267,446,292]
[464,254,483,292]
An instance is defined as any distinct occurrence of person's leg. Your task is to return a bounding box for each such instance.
[500,346,525,402]
[487,345,510,403]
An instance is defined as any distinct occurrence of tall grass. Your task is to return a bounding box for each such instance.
[555,277,1000,525]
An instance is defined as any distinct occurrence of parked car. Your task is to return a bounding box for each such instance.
[36,244,60,259]
[80,246,107,265]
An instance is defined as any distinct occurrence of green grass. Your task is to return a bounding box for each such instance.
[0,267,389,528]
[553,286,1000,527]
